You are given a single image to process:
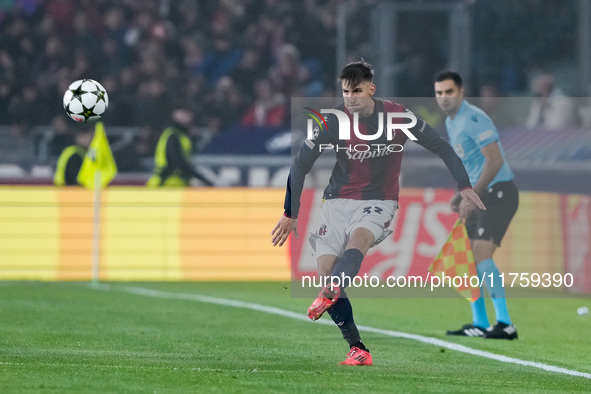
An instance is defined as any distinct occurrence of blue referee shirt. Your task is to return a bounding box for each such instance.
[445,100,513,188]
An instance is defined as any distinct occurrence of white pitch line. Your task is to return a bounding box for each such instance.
[91,283,591,380]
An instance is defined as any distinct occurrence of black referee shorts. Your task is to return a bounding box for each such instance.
[465,180,519,246]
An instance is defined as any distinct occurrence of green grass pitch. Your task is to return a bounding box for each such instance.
[0,281,590,393]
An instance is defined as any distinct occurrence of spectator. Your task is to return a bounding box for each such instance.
[205,76,246,134]
[229,46,265,100]
[244,11,283,68]
[181,35,206,75]
[525,73,578,129]
[170,1,203,36]
[44,0,77,34]
[134,76,170,129]
[101,6,134,75]
[241,78,286,127]
[71,9,102,66]
[9,84,49,126]
[196,32,242,86]
[269,43,310,97]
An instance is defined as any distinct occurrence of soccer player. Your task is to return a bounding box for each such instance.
[434,70,519,340]
[271,61,485,365]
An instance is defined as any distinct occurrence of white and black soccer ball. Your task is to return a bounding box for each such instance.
[63,79,109,123]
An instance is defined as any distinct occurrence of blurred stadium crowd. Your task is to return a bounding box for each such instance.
[0,0,586,176]
[0,0,340,159]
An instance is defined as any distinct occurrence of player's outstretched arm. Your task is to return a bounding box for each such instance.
[271,215,299,247]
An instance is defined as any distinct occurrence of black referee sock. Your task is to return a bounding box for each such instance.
[330,248,364,289]
[327,291,366,350]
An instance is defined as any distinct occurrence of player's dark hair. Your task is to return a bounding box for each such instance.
[338,60,374,89]
[434,70,463,88]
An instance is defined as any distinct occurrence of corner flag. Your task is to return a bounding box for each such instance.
[428,219,480,302]
[77,122,118,189]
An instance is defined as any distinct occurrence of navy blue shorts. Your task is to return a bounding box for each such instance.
[465,181,519,246]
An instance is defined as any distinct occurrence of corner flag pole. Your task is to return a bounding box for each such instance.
[77,121,118,283]
[91,169,101,283]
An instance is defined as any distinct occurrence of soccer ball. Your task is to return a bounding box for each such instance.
[63,79,109,123]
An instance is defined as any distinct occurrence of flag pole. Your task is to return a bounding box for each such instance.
[77,121,117,283]
[91,169,101,283]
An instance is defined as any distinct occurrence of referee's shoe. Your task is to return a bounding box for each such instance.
[484,322,518,340]
[446,323,487,337]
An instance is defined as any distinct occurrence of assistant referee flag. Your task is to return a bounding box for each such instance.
[77,121,117,189]
[428,219,480,302]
